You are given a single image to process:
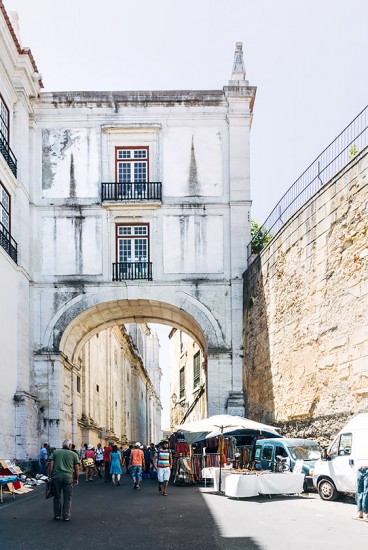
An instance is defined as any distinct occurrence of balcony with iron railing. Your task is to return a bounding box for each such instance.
[0,221,18,263]
[0,129,17,178]
[101,182,162,202]
[112,262,153,281]
[247,104,368,264]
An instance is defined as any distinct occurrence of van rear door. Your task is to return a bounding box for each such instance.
[259,444,274,471]
[328,432,355,492]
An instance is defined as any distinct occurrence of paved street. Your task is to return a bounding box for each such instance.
[0,474,366,550]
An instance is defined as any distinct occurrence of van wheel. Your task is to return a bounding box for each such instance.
[318,479,339,501]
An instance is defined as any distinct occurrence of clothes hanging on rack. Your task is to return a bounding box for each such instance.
[174,456,195,485]
[175,442,190,455]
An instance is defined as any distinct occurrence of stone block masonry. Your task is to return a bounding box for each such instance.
[243,147,368,442]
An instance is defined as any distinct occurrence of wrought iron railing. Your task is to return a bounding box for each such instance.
[0,221,18,263]
[112,262,153,281]
[247,105,368,262]
[102,182,162,202]
[0,129,17,178]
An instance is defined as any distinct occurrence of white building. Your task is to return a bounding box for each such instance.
[0,2,255,460]
[169,329,206,429]
[76,323,161,448]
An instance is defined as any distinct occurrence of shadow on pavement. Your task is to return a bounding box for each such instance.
[0,477,266,549]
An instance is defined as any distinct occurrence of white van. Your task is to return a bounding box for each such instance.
[313,413,368,500]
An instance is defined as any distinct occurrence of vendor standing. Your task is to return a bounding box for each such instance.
[39,443,49,475]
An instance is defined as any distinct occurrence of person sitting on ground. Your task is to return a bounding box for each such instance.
[130,442,145,490]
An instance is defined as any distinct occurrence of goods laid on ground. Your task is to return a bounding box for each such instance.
[0,459,48,503]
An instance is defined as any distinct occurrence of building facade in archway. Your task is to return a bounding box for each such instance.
[76,323,162,448]
[0,3,256,460]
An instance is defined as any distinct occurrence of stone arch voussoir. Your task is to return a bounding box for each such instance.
[43,288,225,365]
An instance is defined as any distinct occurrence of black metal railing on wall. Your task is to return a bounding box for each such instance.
[102,182,162,202]
[0,129,17,178]
[112,262,153,281]
[0,221,18,263]
[247,105,368,263]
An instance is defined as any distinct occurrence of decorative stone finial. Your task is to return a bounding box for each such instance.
[230,42,246,83]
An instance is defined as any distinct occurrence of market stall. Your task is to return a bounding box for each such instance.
[177,415,281,490]
[0,475,18,503]
[211,468,304,498]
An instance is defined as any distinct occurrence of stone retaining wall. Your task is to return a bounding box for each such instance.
[243,147,368,436]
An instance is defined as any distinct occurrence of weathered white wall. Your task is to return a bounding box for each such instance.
[0,5,41,460]
[0,10,255,460]
[30,82,254,439]
[42,128,100,198]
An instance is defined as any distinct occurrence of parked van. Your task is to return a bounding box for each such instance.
[254,438,322,490]
[313,413,368,500]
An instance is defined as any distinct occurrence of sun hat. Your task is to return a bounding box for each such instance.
[87,444,93,450]
[135,442,141,447]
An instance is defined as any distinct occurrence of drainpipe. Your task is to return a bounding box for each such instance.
[146,380,149,444]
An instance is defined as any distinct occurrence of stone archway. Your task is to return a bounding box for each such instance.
[58,299,214,365]
[34,290,240,446]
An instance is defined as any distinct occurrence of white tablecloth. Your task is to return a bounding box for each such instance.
[201,467,216,479]
[208,469,305,498]
[212,469,234,492]
[257,473,304,495]
[225,473,259,498]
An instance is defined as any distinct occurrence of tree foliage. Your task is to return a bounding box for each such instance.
[251,220,273,254]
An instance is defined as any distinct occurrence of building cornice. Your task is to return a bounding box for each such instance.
[0,1,43,88]
[39,90,227,107]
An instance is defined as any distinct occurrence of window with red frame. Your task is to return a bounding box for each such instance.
[0,95,9,143]
[0,182,10,232]
[116,224,149,265]
[115,147,149,184]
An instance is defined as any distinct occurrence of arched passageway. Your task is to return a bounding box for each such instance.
[34,295,243,446]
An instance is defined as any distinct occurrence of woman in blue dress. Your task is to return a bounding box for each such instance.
[110,445,123,486]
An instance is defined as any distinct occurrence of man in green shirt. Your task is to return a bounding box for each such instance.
[49,439,80,521]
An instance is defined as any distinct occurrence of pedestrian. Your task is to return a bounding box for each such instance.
[149,443,157,479]
[356,466,368,520]
[95,443,104,478]
[124,445,133,475]
[103,441,113,482]
[130,442,145,490]
[48,439,80,522]
[110,445,123,486]
[80,443,88,471]
[85,444,95,481]
[153,440,172,496]
[143,445,150,477]
[39,443,49,475]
